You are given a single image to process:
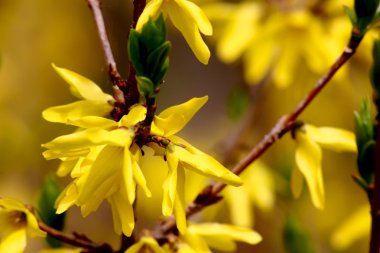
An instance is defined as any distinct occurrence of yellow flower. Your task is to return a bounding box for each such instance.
[43,105,151,236]
[224,160,275,227]
[178,223,262,252]
[43,65,242,235]
[125,236,167,253]
[330,205,370,250]
[43,64,114,123]
[204,1,351,88]
[149,96,242,233]
[0,198,46,253]
[292,124,357,209]
[136,0,213,64]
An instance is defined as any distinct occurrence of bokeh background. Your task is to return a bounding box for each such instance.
[0,0,375,252]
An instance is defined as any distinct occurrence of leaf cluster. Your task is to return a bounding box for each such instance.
[128,14,171,98]
[345,0,380,36]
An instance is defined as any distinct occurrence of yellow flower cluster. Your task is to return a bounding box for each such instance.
[204,0,352,88]
[42,65,242,236]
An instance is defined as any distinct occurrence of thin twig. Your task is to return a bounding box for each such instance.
[38,221,113,252]
[87,0,122,85]
[155,33,363,238]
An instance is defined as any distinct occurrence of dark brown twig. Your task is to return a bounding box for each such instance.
[38,221,113,252]
[154,33,363,239]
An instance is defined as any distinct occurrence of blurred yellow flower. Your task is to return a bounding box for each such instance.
[204,0,351,88]
[178,223,262,252]
[224,160,275,227]
[292,124,357,209]
[330,205,370,250]
[125,236,167,253]
[0,198,45,253]
[136,0,212,64]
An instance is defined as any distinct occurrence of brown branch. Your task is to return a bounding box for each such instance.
[38,221,113,252]
[154,32,363,239]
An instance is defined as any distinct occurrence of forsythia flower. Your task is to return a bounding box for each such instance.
[42,65,242,236]
[43,64,114,123]
[291,124,357,209]
[136,0,213,64]
[330,205,370,250]
[125,236,167,253]
[204,0,351,88]
[177,223,262,252]
[224,160,275,227]
[0,198,46,253]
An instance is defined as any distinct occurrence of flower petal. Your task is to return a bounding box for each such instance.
[174,167,187,234]
[295,130,325,209]
[42,100,113,124]
[151,96,208,137]
[189,223,262,247]
[119,105,147,127]
[167,3,210,64]
[305,125,357,152]
[67,116,117,129]
[162,148,179,216]
[52,64,113,102]
[176,0,212,35]
[0,228,26,253]
[108,192,134,236]
[170,136,242,186]
[135,0,164,32]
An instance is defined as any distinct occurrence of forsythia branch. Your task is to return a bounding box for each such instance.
[154,32,363,241]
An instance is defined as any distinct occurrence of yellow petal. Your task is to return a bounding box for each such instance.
[189,223,262,248]
[77,146,123,207]
[56,159,77,177]
[42,100,113,124]
[151,96,208,136]
[125,237,167,253]
[55,180,80,214]
[108,192,134,236]
[119,105,147,127]
[295,130,325,209]
[52,64,113,102]
[330,205,370,250]
[305,125,357,153]
[174,167,187,234]
[167,3,210,64]
[217,3,260,63]
[290,166,304,199]
[181,230,211,252]
[67,116,117,129]
[130,144,152,197]
[162,148,179,216]
[0,228,26,253]
[170,137,242,186]
[135,0,163,32]
[224,186,253,227]
[122,147,136,204]
[176,0,212,35]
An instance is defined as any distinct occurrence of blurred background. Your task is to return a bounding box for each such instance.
[0,0,375,252]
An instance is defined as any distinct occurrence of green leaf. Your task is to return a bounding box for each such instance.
[227,86,249,121]
[283,215,315,253]
[147,41,171,85]
[140,15,167,54]
[355,0,379,20]
[38,176,65,248]
[136,76,155,97]
[344,6,358,26]
[354,98,375,184]
[358,140,376,184]
[128,29,145,76]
